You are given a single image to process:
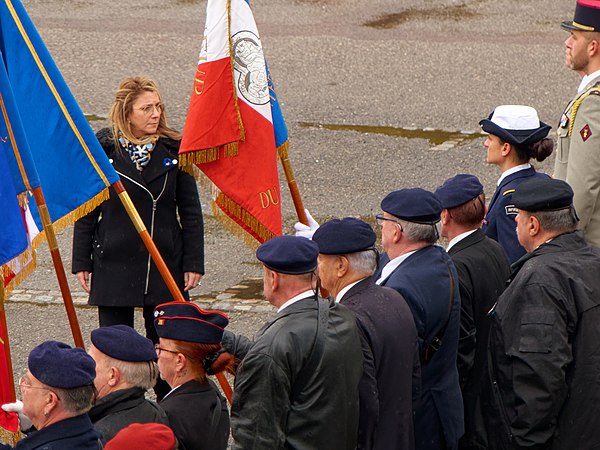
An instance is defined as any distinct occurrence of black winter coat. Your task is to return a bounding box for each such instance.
[88,387,169,442]
[224,296,363,450]
[485,231,600,450]
[340,277,419,450]
[447,230,510,450]
[159,379,229,450]
[72,128,204,307]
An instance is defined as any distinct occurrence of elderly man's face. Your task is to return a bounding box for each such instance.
[317,254,339,293]
[20,371,52,429]
[88,345,111,400]
[515,210,533,252]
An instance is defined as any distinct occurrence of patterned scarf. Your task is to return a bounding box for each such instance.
[118,133,158,171]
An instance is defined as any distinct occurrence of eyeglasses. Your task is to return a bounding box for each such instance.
[375,214,403,231]
[136,102,164,116]
[154,344,179,356]
[19,375,50,395]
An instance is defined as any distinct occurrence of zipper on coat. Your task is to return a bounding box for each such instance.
[117,171,169,295]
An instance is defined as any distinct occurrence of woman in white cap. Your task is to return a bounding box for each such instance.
[479,105,554,263]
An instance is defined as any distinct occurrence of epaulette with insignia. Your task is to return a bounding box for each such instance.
[502,189,515,196]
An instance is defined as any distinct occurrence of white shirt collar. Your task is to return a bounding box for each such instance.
[446,229,478,252]
[334,278,367,303]
[375,250,418,285]
[578,69,600,93]
[277,289,314,312]
[497,163,531,186]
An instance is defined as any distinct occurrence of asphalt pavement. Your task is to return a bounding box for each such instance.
[7,0,575,390]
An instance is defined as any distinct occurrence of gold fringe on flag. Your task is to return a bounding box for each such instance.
[179,142,240,174]
[0,426,23,446]
[214,192,277,244]
[0,251,36,302]
[31,187,109,250]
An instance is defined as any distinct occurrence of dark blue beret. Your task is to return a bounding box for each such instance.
[435,174,484,209]
[312,218,376,255]
[28,341,95,388]
[381,188,442,224]
[91,325,156,362]
[256,235,319,274]
[154,302,229,344]
[512,178,574,212]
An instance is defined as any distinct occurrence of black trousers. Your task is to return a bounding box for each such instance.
[97,305,170,399]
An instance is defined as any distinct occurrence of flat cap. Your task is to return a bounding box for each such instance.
[105,423,177,450]
[312,218,376,255]
[381,188,442,224]
[512,178,574,212]
[256,235,319,274]
[29,341,95,388]
[91,325,156,362]
[479,105,551,146]
[154,301,229,344]
[435,174,484,209]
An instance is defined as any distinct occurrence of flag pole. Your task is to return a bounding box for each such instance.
[112,180,233,404]
[278,146,308,226]
[31,187,85,348]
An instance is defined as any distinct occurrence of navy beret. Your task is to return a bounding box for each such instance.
[435,174,484,209]
[256,235,319,274]
[312,218,376,255]
[29,341,95,388]
[381,188,442,224]
[154,302,229,344]
[512,178,574,212]
[91,325,156,362]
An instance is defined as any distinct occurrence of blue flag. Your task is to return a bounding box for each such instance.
[0,0,119,246]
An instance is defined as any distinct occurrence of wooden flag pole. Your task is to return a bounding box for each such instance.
[31,187,85,348]
[112,181,233,405]
[277,146,330,298]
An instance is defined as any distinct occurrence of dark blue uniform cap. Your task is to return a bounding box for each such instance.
[381,188,442,224]
[312,218,377,255]
[154,302,229,344]
[28,341,95,388]
[256,235,319,274]
[512,178,574,212]
[435,174,484,209]
[91,325,156,362]
[562,0,600,32]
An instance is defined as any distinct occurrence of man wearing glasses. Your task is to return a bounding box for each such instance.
[374,188,463,450]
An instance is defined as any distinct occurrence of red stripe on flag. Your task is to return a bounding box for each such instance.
[181,58,242,152]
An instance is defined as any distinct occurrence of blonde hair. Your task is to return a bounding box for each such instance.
[109,76,181,145]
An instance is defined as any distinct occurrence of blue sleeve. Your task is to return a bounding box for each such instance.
[485,192,526,263]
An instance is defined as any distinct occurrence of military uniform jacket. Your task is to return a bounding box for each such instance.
[554,75,600,247]
[340,277,419,450]
[0,415,102,450]
[447,229,510,449]
[485,231,600,450]
[88,387,169,442]
[376,245,464,450]
[228,296,363,450]
[482,167,548,263]
[72,128,204,307]
[159,379,229,450]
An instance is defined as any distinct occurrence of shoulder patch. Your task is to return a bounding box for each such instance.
[505,205,518,215]
[502,189,515,196]
[581,124,592,141]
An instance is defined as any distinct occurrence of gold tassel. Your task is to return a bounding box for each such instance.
[0,426,24,446]
[31,188,109,250]
[214,192,277,244]
[276,140,289,160]
[0,252,37,301]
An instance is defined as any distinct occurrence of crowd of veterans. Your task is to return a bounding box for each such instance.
[4,0,600,449]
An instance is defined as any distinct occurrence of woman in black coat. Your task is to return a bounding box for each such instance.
[72,76,204,347]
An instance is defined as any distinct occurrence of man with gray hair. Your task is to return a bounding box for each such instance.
[87,325,169,442]
[373,188,463,450]
[484,177,600,449]
[312,217,419,450]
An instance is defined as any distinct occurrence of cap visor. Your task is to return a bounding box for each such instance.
[561,20,589,31]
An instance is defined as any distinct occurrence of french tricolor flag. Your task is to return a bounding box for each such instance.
[181,0,285,244]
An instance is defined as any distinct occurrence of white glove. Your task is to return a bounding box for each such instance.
[294,209,320,239]
[2,400,32,430]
